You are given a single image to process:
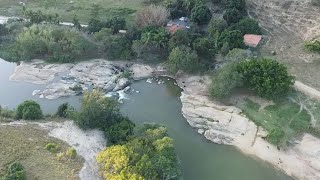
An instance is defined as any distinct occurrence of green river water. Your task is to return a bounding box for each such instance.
[0,59,291,180]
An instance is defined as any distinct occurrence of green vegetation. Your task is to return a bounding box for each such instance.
[210,58,295,99]
[0,125,83,179]
[168,46,200,74]
[97,125,181,180]
[305,40,320,53]
[230,18,262,35]
[223,8,243,24]
[238,98,311,146]
[45,143,60,153]
[217,30,244,49]
[55,103,70,118]
[16,100,43,120]
[236,58,295,99]
[3,24,95,62]
[66,148,77,159]
[311,0,320,6]
[0,0,145,23]
[1,162,26,180]
[190,4,212,25]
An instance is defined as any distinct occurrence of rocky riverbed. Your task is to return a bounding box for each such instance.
[9,59,320,180]
[175,75,320,180]
[10,59,165,99]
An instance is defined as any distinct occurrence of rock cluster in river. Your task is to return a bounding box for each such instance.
[10,59,163,99]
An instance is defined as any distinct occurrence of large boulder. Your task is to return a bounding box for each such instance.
[113,78,130,91]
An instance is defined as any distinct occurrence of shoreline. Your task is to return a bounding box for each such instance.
[8,59,320,180]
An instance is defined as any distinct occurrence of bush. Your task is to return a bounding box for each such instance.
[0,106,15,119]
[56,103,70,118]
[223,8,243,24]
[225,48,249,62]
[76,90,121,129]
[66,148,77,159]
[311,0,320,6]
[231,18,261,35]
[209,62,243,99]
[236,58,295,99]
[2,162,26,180]
[99,33,133,59]
[105,117,135,144]
[168,45,200,74]
[45,143,60,153]
[217,30,244,50]
[135,5,169,28]
[193,37,217,59]
[267,127,285,145]
[305,40,320,53]
[191,4,212,25]
[16,100,43,120]
[7,25,95,62]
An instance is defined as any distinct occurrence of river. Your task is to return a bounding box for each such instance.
[0,59,291,180]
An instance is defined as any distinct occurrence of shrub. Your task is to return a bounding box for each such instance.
[135,5,169,28]
[192,37,217,59]
[217,30,244,50]
[191,4,212,25]
[98,33,133,59]
[305,40,320,53]
[0,106,15,119]
[45,143,60,153]
[168,45,200,74]
[76,90,121,129]
[105,117,135,144]
[8,25,95,62]
[223,8,243,24]
[209,62,243,99]
[0,24,8,36]
[66,148,77,159]
[231,18,261,35]
[56,103,70,118]
[267,127,285,145]
[236,58,295,99]
[16,100,43,120]
[2,162,26,180]
[311,0,320,6]
[225,48,249,62]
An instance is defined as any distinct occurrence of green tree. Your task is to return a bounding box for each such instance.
[191,4,212,25]
[305,40,320,53]
[2,162,26,180]
[76,90,121,129]
[209,62,243,99]
[16,100,43,120]
[168,45,200,74]
[225,0,246,12]
[217,30,244,50]
[105,117,135,144]
[231,18,261,35]
[236,58,295,99]
[168,30,191,50]
[192,37,217,59]
[72,15,81,30]
[223,8,243,24]
[208,19,228,33]
[106,16,126,34]
[267,127,285,145]
[56,103,70,118]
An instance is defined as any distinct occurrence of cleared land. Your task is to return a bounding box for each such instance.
[247,0,320,90]
[0,124,83,180]
[0,0,149,23]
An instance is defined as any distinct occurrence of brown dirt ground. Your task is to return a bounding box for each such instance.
[247,0,320,90]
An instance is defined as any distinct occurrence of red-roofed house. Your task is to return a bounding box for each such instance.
[244,34,262,48]
[166,24,186,34]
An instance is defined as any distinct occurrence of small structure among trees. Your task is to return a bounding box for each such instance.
[243,34,262,48]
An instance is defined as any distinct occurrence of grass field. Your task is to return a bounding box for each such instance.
[0,0,150,23]
[236,92,319,145]
[0,124,83,180]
